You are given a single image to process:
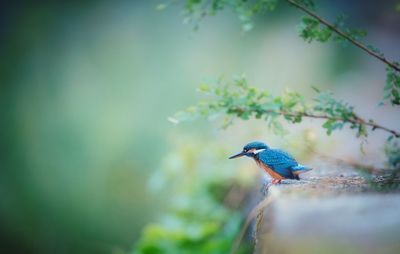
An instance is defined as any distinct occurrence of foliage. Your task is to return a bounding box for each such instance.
[297,15,367,44]
[133,137,251,254]
[384,65,400,105]
[297,16,333,42]
[173,76,384,139]
[180,0,279,31]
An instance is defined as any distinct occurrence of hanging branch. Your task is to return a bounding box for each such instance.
[285,0,400,72]
[174,78,400,139]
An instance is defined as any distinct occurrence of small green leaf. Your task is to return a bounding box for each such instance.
[322,119,336,135]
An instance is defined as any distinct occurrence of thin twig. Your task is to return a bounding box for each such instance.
[282,110,400,138]
[231,107,400,137]
[285,0,400,72]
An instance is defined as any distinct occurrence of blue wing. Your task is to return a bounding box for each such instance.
[258,149,298,179]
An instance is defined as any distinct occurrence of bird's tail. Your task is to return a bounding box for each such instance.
[292,164,312,175]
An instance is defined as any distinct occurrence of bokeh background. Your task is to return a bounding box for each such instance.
[1,0,399,253]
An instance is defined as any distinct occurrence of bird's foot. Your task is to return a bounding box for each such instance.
[271,179,282,184]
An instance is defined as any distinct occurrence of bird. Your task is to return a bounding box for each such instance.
[229,141,311,184]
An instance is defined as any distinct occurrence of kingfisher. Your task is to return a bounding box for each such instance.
[229,141,311,184]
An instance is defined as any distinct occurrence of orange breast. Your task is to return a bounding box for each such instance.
[255,159,285,180]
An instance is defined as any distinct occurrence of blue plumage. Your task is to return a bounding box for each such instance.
[229,141,312,183]
[291,164,311,172]
[257,149,299,179]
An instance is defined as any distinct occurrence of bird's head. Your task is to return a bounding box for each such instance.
[228,141,269,159]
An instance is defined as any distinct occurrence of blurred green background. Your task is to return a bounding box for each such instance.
[0,1,399,253]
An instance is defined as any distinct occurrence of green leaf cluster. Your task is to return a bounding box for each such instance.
[180,0,278,31]
[313,89,367,137]
[333,15,367,42]
[297,16,332,42]
[297,15,367,44]
[385,65,400,105]
[174,77,373,138]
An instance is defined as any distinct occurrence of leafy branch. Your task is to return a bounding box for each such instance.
[172,77,400,138]
[178,0,399,71]
[286,0,400,72]
[288,0,400,106]
[237,109,400,138]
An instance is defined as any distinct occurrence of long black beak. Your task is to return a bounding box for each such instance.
[229,151,246,159]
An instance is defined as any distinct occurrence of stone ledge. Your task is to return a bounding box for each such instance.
[254,166,400,254]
